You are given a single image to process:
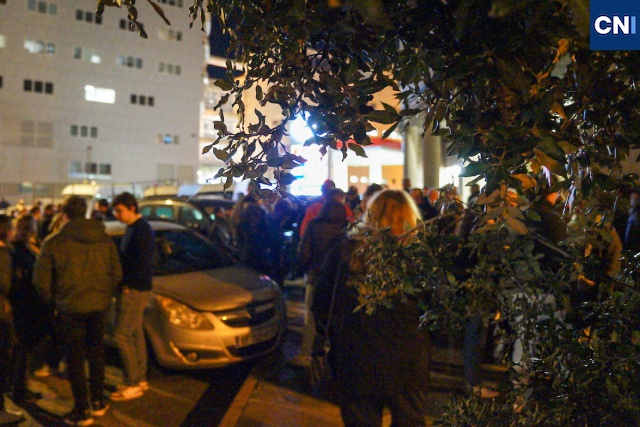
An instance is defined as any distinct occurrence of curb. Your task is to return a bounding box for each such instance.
[218,374,259,427]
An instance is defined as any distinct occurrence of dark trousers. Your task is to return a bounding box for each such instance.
[0,316,12,398]
[57,312,107,412]
[463,314,484,387]
[339,390,428,427]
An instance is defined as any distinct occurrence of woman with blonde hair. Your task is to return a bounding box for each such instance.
[313,190,431,426]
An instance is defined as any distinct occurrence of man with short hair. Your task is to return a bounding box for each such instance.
[34,196,122,426]
[110,192,154,402]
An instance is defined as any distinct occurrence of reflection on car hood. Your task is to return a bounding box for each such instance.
[152,266,277,311]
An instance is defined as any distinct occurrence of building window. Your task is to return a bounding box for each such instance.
[84,85,115,104]
[24,39,55,55]
[158,62,182,76]
[98,163,111,175]
[76,8,101,24]
[158,28,182,42]
[24,80,32,91]
[73,47,101,64]
[24,79,54,94]
[45,82,53,94]
[0,76,3,88]
[34,81,43,92]
[29,0,55,14]
[0,35,5,48]
[157,134,179,145]
[19,120,53,147]
[119,19,135,32]
[70,162,111,178]
[158,0,182,8]
[117,55,143,69]
[70,125,78,136]
[0,0,7,5]
[130,94,155,107]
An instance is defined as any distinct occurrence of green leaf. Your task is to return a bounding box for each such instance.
[367,110,401,125]
[214,79,234,91]
[213,148,229,161]
[348,143,368,158]
[459,162,487,178]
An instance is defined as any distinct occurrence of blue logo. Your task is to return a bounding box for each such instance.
[591,0,640,50]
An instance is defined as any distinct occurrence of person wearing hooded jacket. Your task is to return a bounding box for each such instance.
[292,196,348,367]
[34,196,122,426]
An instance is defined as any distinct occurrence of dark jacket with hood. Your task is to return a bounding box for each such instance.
[298,201,347,278]
[34,218,122,313]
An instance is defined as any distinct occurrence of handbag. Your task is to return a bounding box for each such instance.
[309,266,341,386]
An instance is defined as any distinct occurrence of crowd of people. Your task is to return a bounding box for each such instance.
[0,193,155,426]
[0,178,637,426]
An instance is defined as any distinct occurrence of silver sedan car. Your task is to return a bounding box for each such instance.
[105,220,286,369]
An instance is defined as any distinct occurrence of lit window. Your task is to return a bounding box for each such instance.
[349,175,358,183]
[24,40,44,53]
[163,134,172,144]
[84,85,115,104]
[90,52,100,64]
[0,35,5,49]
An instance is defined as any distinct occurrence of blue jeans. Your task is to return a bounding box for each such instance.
[114,288,152,386]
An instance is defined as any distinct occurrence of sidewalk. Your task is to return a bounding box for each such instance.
[217,279,506,427]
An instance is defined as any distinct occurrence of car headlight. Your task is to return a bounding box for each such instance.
[155,295,214,330]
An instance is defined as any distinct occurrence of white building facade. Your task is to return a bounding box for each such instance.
[0,0,204,202]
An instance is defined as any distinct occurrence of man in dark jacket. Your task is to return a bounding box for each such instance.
[293,196,347,367]
[110,192,155,402]
[624,189,640,253]
[34,196,122,426]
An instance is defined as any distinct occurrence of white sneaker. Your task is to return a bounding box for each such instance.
[109,385,144,402]
[138,381,149,391]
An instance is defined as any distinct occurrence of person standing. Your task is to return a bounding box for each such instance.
[313,190,431,425]
[34,196,122,426]
[9,214,49,404]
[624,189,640,253]
[0,215,25,423]
[110,192,154,402]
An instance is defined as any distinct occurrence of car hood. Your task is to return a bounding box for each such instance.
[152,266,278,311]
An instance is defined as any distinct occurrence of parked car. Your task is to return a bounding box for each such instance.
[138,196,235,235]
[105,220,286,369]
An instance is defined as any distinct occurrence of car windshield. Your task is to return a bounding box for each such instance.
[113,229,234,275]
[153,230,234,275]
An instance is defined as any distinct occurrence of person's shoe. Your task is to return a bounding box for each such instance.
[90,400,109,417]
[33,364,52,378]
[109,385,143,401]
[138,381,149,391]
[472,386,500,399]
[62,409,94,426]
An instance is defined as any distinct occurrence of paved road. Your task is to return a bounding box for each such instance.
[14,282,507,426]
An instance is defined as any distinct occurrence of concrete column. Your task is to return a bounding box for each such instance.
[422,130,442,189]
[403,116,443,189]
